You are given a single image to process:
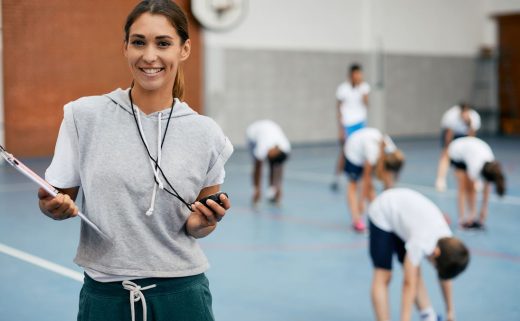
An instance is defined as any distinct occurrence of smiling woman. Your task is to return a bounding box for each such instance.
[35,1,233,321]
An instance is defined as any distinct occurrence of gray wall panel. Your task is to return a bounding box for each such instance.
[206,48,370,146]
[206,48,475,146]
[383,54,475,136]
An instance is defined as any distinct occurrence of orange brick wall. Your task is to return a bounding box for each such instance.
[3,0,203,156]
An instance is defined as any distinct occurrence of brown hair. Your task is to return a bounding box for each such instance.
[384,149,405,174]
[124,0,189,100]
[435,237,470,280]
[482,161,506,196]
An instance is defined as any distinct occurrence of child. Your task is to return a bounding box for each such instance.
[448,136,505,229]
[369,188,470,321]
[344,127,404,232]
[435,103,480,191]
[331,63,370,190]
[246,119,291,206]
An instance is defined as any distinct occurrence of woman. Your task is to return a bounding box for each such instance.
[448,137,505,229]
[37,1,233,320]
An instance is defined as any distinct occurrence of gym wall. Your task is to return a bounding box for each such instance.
[204,0,520,146]
[2,0,203,157]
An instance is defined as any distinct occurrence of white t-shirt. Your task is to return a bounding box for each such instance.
[46,121,81,188]
[336,81,370,126]
[369,188,452,266]
[441,106,481,135]
[246,120,291,160]
[448,137,495,181]
[344,127,396,166]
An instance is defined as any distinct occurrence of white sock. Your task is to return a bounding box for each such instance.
[420,307,438,321]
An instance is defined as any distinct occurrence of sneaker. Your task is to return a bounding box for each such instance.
[352,220,366,233]
[469,221,485,230]
[459,221,472,230]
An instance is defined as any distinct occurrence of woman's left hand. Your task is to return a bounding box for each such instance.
[186,193,231,238]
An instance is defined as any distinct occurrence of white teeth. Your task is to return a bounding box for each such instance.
[141,68,163,74]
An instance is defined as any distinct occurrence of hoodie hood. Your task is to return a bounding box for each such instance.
[104,88,197,120]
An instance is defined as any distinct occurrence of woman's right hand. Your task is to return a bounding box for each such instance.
[38,188,79,220]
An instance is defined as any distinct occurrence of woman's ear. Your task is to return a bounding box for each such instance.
[180,39,191,61]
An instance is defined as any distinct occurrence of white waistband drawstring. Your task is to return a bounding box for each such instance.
[134,108,164,216]
[122,280,157,321]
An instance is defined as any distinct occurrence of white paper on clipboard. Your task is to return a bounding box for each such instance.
[1,144,110,240]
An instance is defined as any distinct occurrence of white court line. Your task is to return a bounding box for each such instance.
[0,243,83,283]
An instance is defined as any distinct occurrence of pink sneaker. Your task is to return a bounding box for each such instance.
[352,220,366,233]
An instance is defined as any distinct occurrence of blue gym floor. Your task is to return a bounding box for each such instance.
[1,136,519,321]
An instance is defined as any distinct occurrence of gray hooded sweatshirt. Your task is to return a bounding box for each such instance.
[48,88,233,278]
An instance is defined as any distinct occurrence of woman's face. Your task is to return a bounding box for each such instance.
[124,12,190,93]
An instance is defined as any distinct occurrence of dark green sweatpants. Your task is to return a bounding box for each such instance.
[78,273,214,321]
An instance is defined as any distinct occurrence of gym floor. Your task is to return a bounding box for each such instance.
[1,136,519,321]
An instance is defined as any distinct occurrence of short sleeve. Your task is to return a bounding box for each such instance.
[405,241,425,266]
[45,106,81,188]
[202,137,233,188]
[365,140,380,165]
[361,82,370,95]
[471,111,481,131]
[383,135,396,153]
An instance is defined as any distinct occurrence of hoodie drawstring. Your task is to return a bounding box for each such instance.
[134,107,164,216]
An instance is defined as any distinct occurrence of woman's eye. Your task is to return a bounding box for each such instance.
[131,40,145,47]
[158,41,171,48]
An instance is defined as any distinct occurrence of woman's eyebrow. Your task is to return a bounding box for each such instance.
[129,34,173,40]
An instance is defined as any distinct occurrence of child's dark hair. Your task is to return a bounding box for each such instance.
[482,161,506,196]
[434,237,470,280]
[384,150,405,174]
[349,63,362,74]
[458,101,470,111]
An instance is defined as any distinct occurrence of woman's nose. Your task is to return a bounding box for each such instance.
[142,46,158,63]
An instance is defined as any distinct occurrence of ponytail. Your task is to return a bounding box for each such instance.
[173,66,185,100]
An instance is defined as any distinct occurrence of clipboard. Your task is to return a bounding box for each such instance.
[1,144,110,240]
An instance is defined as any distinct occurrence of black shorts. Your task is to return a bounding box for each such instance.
[440,129,467,148]
[344,159,364,182]
[369,220,406,270]
[450,159,467,171]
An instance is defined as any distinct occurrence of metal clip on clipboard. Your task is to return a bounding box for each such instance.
[0,144,110,240]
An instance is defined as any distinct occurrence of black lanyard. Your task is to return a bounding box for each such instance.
[128,87,193,211]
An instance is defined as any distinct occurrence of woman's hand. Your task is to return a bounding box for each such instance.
[38,188,79,220]
[186,193,231,238]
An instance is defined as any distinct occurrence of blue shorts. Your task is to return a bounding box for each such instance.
[440,129,467,148]
[344,121,366,138]
[344,159,364,182]
[369,220,406,270]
